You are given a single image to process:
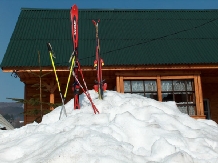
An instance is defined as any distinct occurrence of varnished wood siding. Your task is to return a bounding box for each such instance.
[25,84,50,124]
[201,81,218,123]
[20,68,218,124]
[23,70,116,124]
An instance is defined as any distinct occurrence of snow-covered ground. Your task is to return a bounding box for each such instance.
[0,90,218,163]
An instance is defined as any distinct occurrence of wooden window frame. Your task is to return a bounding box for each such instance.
[116,75,205,119]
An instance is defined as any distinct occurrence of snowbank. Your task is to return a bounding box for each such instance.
[0,91,218,163]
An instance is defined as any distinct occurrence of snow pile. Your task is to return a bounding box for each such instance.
[0,90,218,163]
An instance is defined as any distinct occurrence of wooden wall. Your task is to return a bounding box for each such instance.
[20,68,218,124]
[201,77,218,123]
[23,70,117,124]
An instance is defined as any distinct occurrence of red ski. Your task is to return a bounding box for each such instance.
[92,20,107,99]
[70,4,80,109]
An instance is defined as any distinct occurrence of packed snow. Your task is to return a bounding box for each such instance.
[0,90,218,163]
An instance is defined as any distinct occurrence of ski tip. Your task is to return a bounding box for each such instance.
[92,19,100,26]
[92,20,96,26]
[71,4,78,10]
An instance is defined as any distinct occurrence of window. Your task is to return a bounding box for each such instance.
[123,79,197,116]
[124,80,158,100]
[161,80,196,115]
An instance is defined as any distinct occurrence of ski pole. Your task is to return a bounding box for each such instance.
[64,52,76,99]
[47,42,67,119]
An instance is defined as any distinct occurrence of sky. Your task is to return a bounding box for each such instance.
[1,0,218,102]
[0,90,218,162]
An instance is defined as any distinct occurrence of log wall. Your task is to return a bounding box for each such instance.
[201,77,218,123]
[21,68,218,124]
[23,70,117,124]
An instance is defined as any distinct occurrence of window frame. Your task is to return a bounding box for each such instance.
[116,75,204,118]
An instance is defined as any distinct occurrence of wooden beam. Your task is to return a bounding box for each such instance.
[191,115,206,119]
[197,75,204,116]
[160,76,195,79]
[194,75,201,116]
[157,76,162,101]
[116,76,120,92]
[3,64,218,73]
[120,76,124,93]
[24,84,27,125]
[123,76,157,80]
[116,71,200,76]
[41,80,58,110]
[50,93,54,110]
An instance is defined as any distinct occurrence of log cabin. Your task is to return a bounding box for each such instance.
[1,8,218,124]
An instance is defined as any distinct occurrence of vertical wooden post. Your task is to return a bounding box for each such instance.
[197,75,204,115]
[194,75,201,116]
[116,76,120,93]
[120,76,124,93]
[50,93,55,110]
[43,80,57,110]
[50,80,57,110]
[157,76,162,101]
[24,84,27,125]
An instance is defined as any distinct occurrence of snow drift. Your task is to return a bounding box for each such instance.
[0,90,218,163]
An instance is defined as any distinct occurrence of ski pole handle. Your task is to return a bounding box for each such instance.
[47,42,53,52]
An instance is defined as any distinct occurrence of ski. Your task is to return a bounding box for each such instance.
[76,61,99,114]
[70,4,80,109]
[92,20,107,99]
[73,67,99,114]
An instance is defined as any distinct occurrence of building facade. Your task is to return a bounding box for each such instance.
[1,8,218,124]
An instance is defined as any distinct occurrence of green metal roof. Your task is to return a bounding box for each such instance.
[1,8,218,68]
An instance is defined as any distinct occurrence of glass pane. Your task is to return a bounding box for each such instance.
[174,92,187,104]
[173,80,186,91]
[178,106,188,114]
[161,80,172,91]
[187,92,195,104]
[144,80,157,92]
[124,81,131,92]
[162,93,173,101]
[132,81,144,92]
[145,93,158,100]
[188,106,196,115]
[187,80,194,91]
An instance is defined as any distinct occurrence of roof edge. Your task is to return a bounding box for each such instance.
[20,8,218,12]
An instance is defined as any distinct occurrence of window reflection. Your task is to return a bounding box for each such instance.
[124,80,157,100]
[188,106,196,115]
[173,80,186,91]
[132,81,144,92]
[144,81,157,91]
[124,81,131,92]
[161,80,172,91]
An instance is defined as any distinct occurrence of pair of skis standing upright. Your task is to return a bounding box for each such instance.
[47,4,106,118]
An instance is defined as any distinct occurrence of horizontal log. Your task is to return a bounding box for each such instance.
[3,64,218,73]
[116,70,200,76]
[191,115,206,119]
[160,76,195,79]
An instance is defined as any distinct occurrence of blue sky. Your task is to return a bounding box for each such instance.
[1,0,218,102]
